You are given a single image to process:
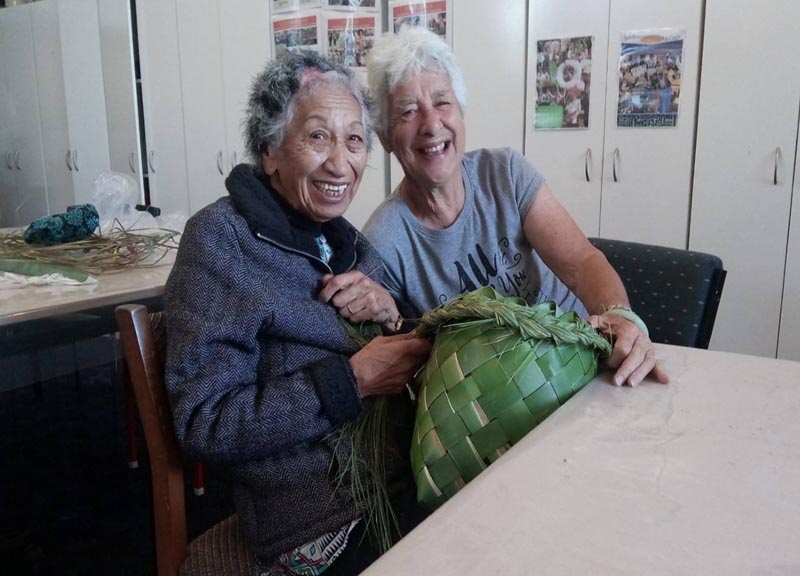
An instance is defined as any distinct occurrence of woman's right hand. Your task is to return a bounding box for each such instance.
[349,333,431,398]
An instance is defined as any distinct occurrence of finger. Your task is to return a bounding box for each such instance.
[318,273,350,303]
[611,337,646,386]
[652,361,670,384]
[621,347,656,387]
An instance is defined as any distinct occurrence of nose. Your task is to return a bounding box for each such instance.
[419,107,442,136]
[323,140,348,176]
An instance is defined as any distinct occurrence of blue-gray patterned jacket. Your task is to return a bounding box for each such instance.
[165,165,414,563]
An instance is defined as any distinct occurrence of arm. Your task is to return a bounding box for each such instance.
[166,213,364,464]
[522,183,668,387]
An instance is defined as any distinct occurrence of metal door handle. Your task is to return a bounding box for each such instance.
[585,148,592,182]
[216,151,224,175]
[66,150,73,171]
[129,151,136,173]
[148,150,156,173]
[72,150,79,172]
[612,148,619,182]
[6,151,14,170]
[774,147,781,185]
[14,150,21,170]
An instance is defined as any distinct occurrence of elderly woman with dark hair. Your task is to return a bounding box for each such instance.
[363,27,668,388]
[165,51,430,575]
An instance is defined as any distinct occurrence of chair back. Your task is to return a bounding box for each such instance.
[589,238,727,349]
[115,304,187,576]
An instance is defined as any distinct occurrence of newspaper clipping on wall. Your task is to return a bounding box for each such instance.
[390,0,448,41]
[325,13,378,68]
[534,36,593,130]
[272,0,322,15]
[617,29,685,128]
[272,13,322,56]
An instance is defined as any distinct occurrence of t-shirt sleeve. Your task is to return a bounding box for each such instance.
[507,147,545,221]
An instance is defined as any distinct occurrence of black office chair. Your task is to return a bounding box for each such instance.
[589,238,726,349]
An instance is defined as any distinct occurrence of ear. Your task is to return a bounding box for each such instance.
[261,148,278,175]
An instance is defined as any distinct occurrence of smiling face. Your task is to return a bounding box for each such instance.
[262,83,367,222]
[384,70,466,194]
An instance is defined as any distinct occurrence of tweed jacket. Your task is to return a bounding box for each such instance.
[165,165,414,563]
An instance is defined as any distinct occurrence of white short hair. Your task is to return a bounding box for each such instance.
[366,27,467,141]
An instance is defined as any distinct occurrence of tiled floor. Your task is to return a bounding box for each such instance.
[0,364,233,575]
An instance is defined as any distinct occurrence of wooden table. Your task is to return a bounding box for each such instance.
[364,344,800,575]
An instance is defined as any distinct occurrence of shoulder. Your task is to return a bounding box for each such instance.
[361,192,407,248]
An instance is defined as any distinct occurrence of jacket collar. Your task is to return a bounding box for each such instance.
[225,164,358,272]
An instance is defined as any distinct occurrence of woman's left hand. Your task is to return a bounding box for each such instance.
[588,313,670,387]
[319,272,400,330]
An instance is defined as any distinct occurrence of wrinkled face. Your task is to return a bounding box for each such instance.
[262,84,367,222]
[384,70,466,191]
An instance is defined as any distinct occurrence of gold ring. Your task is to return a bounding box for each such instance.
[347,303,354,314]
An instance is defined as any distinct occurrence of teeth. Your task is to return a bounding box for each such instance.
[423,142,446,154]
[314,182,348,196]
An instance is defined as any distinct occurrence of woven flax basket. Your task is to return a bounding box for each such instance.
[411,287,611,509]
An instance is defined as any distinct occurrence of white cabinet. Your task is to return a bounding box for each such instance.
[137,0,270,216]
[58,0,111,205]
[98,0,142,190]
[779,149,800,361]
[690,0,800,359]
[0,4,49,227]
[524,0,703,248]
[136,0,191,216]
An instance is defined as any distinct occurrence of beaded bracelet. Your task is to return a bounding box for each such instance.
[602,305,649,337]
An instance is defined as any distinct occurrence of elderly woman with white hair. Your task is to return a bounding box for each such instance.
[166,50,430,575]
[363,27,668,388]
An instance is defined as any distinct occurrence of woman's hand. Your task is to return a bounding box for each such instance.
[349,333,431,398]
[588,313,670,387]
[319,271,401,330]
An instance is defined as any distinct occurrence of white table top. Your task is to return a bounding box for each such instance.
[365,344,800,575]
[0,254,174,326]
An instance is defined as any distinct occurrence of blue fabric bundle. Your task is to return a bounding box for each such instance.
[24,204,99,246]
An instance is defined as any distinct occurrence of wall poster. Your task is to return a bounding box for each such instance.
[534,35,593,130]
[617,29,685,128]
[389,0,449,44]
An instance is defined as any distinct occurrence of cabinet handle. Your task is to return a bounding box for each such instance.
[65,150,73,171]
[6,151,14,170]
[612,148,619,182]
[216,151,224,175]
[14,150,21,170]
[129,152,136,174]
[774,147,781,185]
[148,150,156,174]
[584,148,592,182]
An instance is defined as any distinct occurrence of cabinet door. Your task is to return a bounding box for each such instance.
[136,0,190,216]
[2,5,49,225]
[524,0,609,237]
[599,0,702,247]
[691,0,800,357]
[219,0,271,173]
[779,147,800,361]
[98,0,143,194]
[0,10,21,227]
[30,0,73,215]
[176,0,227,213]
[58,0,111,205]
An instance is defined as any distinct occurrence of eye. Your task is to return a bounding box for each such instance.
[435,100,451,109]
[401,107,418,119]
[310,130,327,141]
[349,134,364,143]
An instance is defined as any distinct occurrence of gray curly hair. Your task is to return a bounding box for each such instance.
[244,50,374,163]
[366,27,467,142]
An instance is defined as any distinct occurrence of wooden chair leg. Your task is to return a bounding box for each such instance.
[123,361,139,469]
[193,462,205,496]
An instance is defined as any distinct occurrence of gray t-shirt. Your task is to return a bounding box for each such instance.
[362,147,587,318]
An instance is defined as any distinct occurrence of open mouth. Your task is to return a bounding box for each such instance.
[313,181,349,199]
[419,141,450,157]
